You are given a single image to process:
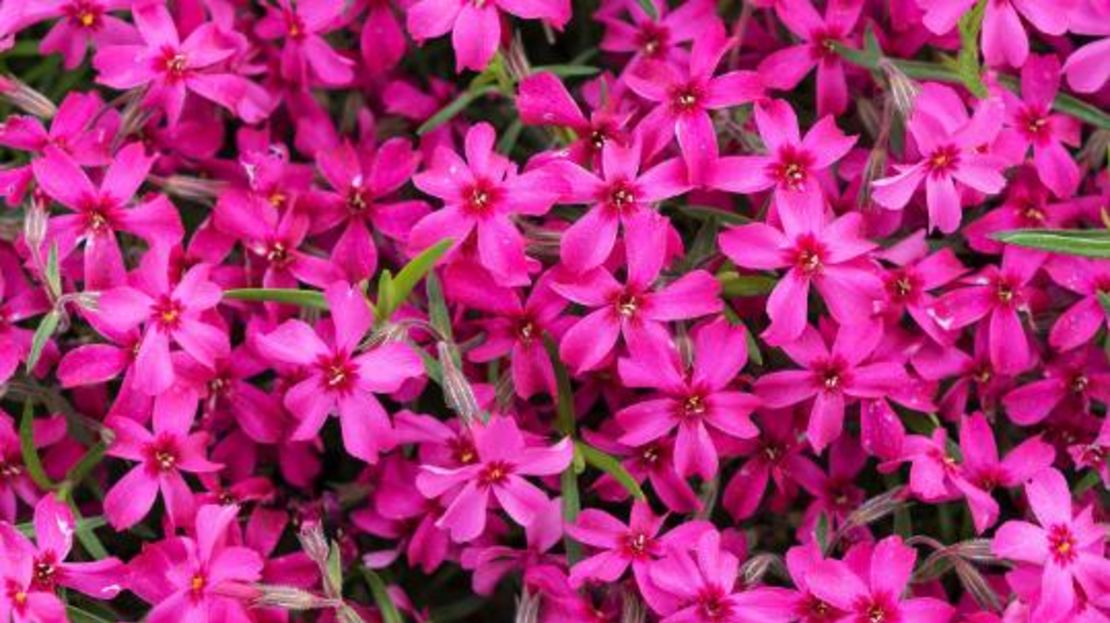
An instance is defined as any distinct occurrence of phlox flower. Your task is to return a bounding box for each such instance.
[408,122,566,287]
[597,0,719,69]
[721,410,809,521]
[415,415,572,543]
[406,0,571,71]
[993,469,1110,623]
[0,523,66,623]
[103,387,222,529]
[460,496,564,595]
[958,412,1055,529]
[0,249,50,385]
[912,328,1017,422]
[625,22,763,184]
[719,209,881,346]
[256,281,424,463]
[876,234,968,345]
[1001,347,1110,426]
[1043,256,1110,352]
[93,1,269,124]
[615,318,761,480]
[516,72,632,166]
[916,0,1075,67]
[256,0,355,86]
[582,428,702,514]
[0,0,135,69]
[789,435,867,537]
[129,504,264,623]
[759,0,864,116]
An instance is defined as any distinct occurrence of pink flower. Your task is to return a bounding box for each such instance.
[408,123,566,287]
[615,318,761,479]
[255,281,424,463]
[871,84,1007,234]
[719,209,881,346]
[708,98,857,218]
[32,142,182,289]
[876,235,968,345]
[103,387,222,529]
[583,429,702,514]
[790,436,867,537]
[0,250,50,385]
[992,469,1110,622]
[256,0,354,86]
[997,55,1081,198]
[958,412,1054,514]
[359,0,407,75]
[516,72,631,166]
[93,2,267,124]
[755,324,907,452]
[312,138,429,282]
[554,216,722,373]
[721,411,809,521]
[92,245,229,395]
[649,530,796,622]
[566,501,713,613]
[551,135,691,273]
[415,416,572,542]
[0,0,135,69]
[929,247,1043,376]
[916,0,1075,67]
[0,523,66,623]
[406,0,571,71]
[1043,256,1110,352]
[759,0,864,116]
[1001,347,1110,426]
[625,23,763,184]
[597,0,719,69]
[129,504,264,623]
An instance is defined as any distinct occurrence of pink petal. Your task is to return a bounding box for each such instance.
[516,72,587,127]
[477,215,530,287]
[339,391,391,463]
[134,329,174,395]
[493,475,549,527]
[560,206,618,273]
[643,270,722,321]
[104,466,158,530]
[452,3,500,72]
[870,164,926,211]
[757,45,814,90]
[762,270,810,345]
[719,223,789,269]
[674,111,718,186]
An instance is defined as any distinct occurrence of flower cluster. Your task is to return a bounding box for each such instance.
[0,0,1107,622]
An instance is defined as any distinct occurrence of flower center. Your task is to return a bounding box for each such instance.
[890,273,915,300]
[65,1,103,28]
[32,558,56,590]
[608,183,636,210]
[190,573,206,594]
[266,241,290,265]
[145,436,180,472]
[151,296,184,330]
[973,365,992,384]
[516,320,537,343]
[640,445,661,465]
[792,234,826,275]
[696,587,732,622]
[1070,374,1089,394]
[927,145,959,175]
[673,85,701,112]
[0,458,24,481]
[682,394,707,419]
[161,50,189,80]
[318,354,356,392]
[465,182,497,215]
[589,129,607,150]
[615,293,639,318]
[1048,524,1078,565]
[479,460,512,485]
[347,188,369,213]
[994,280,1016,305]
[637,24,668,58]
[450,438,479,465]
[622,532,651,558]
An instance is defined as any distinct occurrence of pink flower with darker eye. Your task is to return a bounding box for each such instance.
[92,245,229,396]
[0,522,66,623]
[516,72,632,166]
[408,122,566,287]
[1043,256,1110,352]
[615,318,761,480]
[415,415,572,543]
[128,504,264,623]
[758,0,864,116]
[1001,347,1110,426]
[256,0,354,86]
[93,1,268,124]
[103,387,222,530]
[255,281,424,463]
[551,134,691,273]
[624,22,763,184]
[957,412,1054,521]
[916,0,1075,67]
[805,536,955,623]
[708,98,857,219]
[993,469,1110,623]
[871,84,1008,234]
[598,0,719,69]
[406,0,571,72]
[719,209,882,346]
[876,234,969,345]
[0,0,135,69]
[32,142,182,289]
[755,324,908,453]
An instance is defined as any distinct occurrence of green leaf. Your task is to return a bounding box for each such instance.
[223,288,327,308]
[45,242,60,299]
[544,336,576,437]
[560,467,582,564]
[417,86,499,135]
[718,271,777,297]
[1099,291,1110,318]
[19,399,55,490]
[361,568,404,623]
[814,513,830,554]
[576,441,645,501]
[530,64,600,78]
[59,441,107,501]
[25,309,59,373]
[325,540,343,598]
[426,273,452,340]
[992,229,1110,257]
[66,606,114,623]
[955,0,988,98]
[69,502,109,559]
[377,238,453,323]
[635,0,658,20]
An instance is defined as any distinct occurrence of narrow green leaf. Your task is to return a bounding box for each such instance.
[992,229,1110,257]
[25,309,59,372]
[955,0,988,98]
[718,271,777,297]
[223,288,327,308]
[361,568,404,623]
[325,541,344,598]
[814,513,830,554]
[560,467,582,564]
[635,0,659,20]
[1099,291,1110,318]
[1072,468,1103,495]
[59,441,107,501]
[530,64,600,78]
[426,273,452,340]
[543,336,576,437]
[383,239,453,321]
[376,269,394,318]
[495,118,524,154]
[69,502,109,559]
[45,242,60,299]
[417,86,499,135]
[19,399,55,490]
[66,606,114,623]
[576,441,645,501]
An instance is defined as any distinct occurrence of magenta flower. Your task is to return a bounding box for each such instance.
[1044,256,1110,352]
[32,142,182,289]
[551,135,691,273]
[406,0,571,71]
[93,2,267,124]
[598,0,719,69]
[567,501,712,613]
[256,281,424,463]
[719,210,882,346]
[129,504,264,623]
[0,523,66,623]
[784,543,848,622]
[759,0,864,116]
[256,0,354,86]
[103,387,222,529]
[92,246,228,395]
[708,98,856,218]
[1063,37,1110,94]
[755,324,907,453]
[930,247,1043,376]
[806,536,955,623]
[0,250,50,385]
[313,138,429,282]
[1001,347,1110,426]
[0,0,134,69]
[624,23,763,184]
[998,55,1081,198]
[992,469,1110,622]
[554,216,722,373]
[877,238,968,345]
[649,530,796,622]
[584,430,702,514]
[958,412,1055,514]
[871,84,1007,234]
[790,435,867,536]
[408,123,565,287]
[916,0,1075,67]
[721,411,809,521]
[415,416,572,542]
[615,318,761,479]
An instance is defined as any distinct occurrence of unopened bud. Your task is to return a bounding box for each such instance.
[0,75,57,119]
[514,588,541,623]
[439,341,482,425]
[879,59,919,120]
[741,553,781,586]
[621,594,647,623]
[298,521,330,569]
[23,199,47,250]
[253,584,339,610]
[151,175,227,202]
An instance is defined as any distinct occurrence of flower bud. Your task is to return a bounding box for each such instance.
[439,341,482,426]
[0,75,57,119]
[254,584,339,610]
[879,59,919,120]
[514,588,541,623]
[298,521,330,570]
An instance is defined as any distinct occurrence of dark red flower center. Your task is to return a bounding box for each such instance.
[1019,107,1050,141]
[792,234,826,275]
[637,23,669,58]
[151,296,184,330]
[926,144,960,176]
[144,435,181,472]
[318,353,357,393]
[614,292,640,318]
[464,180,498,216]
[347,187,370,213]
[620,531,653,559]
[1047,524,1078,565]
[672,84,703,113]
[696,586,733,622]
[159,48,190,81]
[265,241,292,266]
[607,181,637,212]
[479,460,512,485]
[0,456,24,482]
[65,0,103,29]
[31,553,58,591]
[681,394,707,420]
